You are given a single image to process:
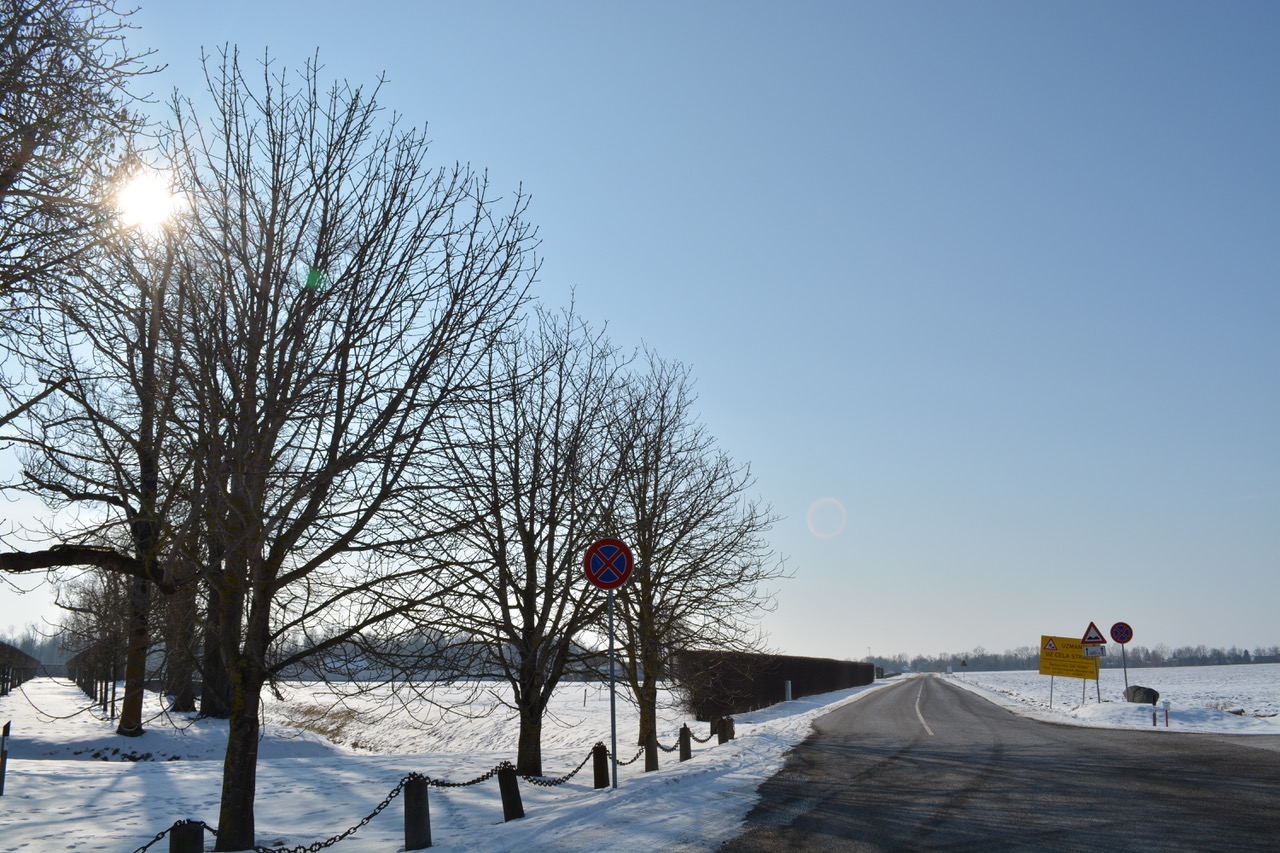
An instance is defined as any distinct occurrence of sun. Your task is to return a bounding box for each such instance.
[116,171,181,232]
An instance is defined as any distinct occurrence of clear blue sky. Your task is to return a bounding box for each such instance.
[3,1,1277,659]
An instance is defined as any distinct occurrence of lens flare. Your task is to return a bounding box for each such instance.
[806,497,847,539]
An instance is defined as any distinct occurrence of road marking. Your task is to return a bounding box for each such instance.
[915,683,935,736]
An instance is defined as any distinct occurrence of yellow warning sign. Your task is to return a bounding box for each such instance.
[1039,635,1098,680]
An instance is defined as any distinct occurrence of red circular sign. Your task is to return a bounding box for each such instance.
[1110,622,1134,644]
[583,538,634,590]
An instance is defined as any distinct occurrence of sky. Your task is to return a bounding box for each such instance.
[2,1,1277,659]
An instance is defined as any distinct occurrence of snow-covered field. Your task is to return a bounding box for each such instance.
[1,665,1276,852]
[954,663,1280,733]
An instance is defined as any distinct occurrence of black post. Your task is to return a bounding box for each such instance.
[678,724,692,762]
[168,820,203,853]
[717,717,735,743]
[592,743,610,789]
[404,775,432,850]
[1,720,10,796]
[644,729,659,772]
[497,763,524,821]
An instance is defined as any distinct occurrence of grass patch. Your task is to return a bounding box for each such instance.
[285,703,363,741]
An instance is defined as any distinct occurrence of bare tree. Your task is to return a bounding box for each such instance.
[429,305,624,775]
[164,51,536,850]
[1,0,153,303]
[607,353,786,745]
[55,569,132,714]
[5,184,192,736]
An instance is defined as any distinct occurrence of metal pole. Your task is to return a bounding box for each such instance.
[1121,644,1129,690]
[608,589,618,789]
[1095,658,1101,703]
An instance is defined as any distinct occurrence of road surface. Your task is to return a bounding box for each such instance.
[720,674,1280,852]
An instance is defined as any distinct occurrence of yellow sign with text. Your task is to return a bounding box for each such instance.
[1039,635,1099,680]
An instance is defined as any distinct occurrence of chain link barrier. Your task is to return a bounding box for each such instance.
[129,818,194,853]
[423,764,503,788]
[132,722,725,850]
[655,737,680,753]
[249,774,413,853]
[614,746,647,766]
[690,729,716,744]
[519,747,596,787]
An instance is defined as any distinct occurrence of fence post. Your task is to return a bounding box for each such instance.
[168,820,203,853]
[404,775,431,850]
[718,716,735,744]
[678,724,691,762]
[592,743,609,789]
[644,730,659,772]
[497,763,524,821]
[1,720,9,796]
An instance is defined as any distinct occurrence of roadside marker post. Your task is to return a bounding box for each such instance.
[584,538,635,789]
[1,720,9,796]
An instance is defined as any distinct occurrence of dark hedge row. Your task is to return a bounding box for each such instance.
[675,651,874,720]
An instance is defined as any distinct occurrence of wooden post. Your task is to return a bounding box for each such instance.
[644,729,659,772]
[678,724,692,762]
[1,720,10,796]
[404,775,431,850]
[497,763,524,821]
[168,821,203,853]
[717,717,735,743]
[592,743,609,789]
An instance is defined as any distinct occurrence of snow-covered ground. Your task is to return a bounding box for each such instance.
[1,665,1276,852]
[953,663,1280,733]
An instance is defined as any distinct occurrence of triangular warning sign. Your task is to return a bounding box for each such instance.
[1081,621,1106,645]
[1043,638,1058,651]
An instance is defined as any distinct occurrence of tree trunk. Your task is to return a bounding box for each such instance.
[199,579,231,718]
[516,703,544,776]
[115,577,150,736]
[635,675,659,747]
[215,663,264,851]
[165,583,198,713]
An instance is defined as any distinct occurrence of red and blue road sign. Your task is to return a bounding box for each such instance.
[584,538,634,590]
[1110,622,1134,644]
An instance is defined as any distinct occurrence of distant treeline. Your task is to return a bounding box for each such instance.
[0,627,67,665]
[872,644,1280,673]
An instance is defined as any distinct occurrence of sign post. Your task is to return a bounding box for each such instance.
[1110,622,1134,690]
[1080,622,1107,703]
[584,538,634,789]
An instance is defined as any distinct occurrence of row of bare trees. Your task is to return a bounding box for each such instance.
[1,3,783,850]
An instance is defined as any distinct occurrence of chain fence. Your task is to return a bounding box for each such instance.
[130,719,732,852]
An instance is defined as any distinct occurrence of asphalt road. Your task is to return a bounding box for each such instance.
[720,675,1280,852]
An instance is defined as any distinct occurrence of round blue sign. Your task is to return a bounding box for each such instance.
[1110,622,1134,644]
[584,538,634,590]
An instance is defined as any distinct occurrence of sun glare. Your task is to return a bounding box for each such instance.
[117,171,181,232]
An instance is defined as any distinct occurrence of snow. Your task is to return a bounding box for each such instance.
[952,663,1280,734]
[1,665,1276,852]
